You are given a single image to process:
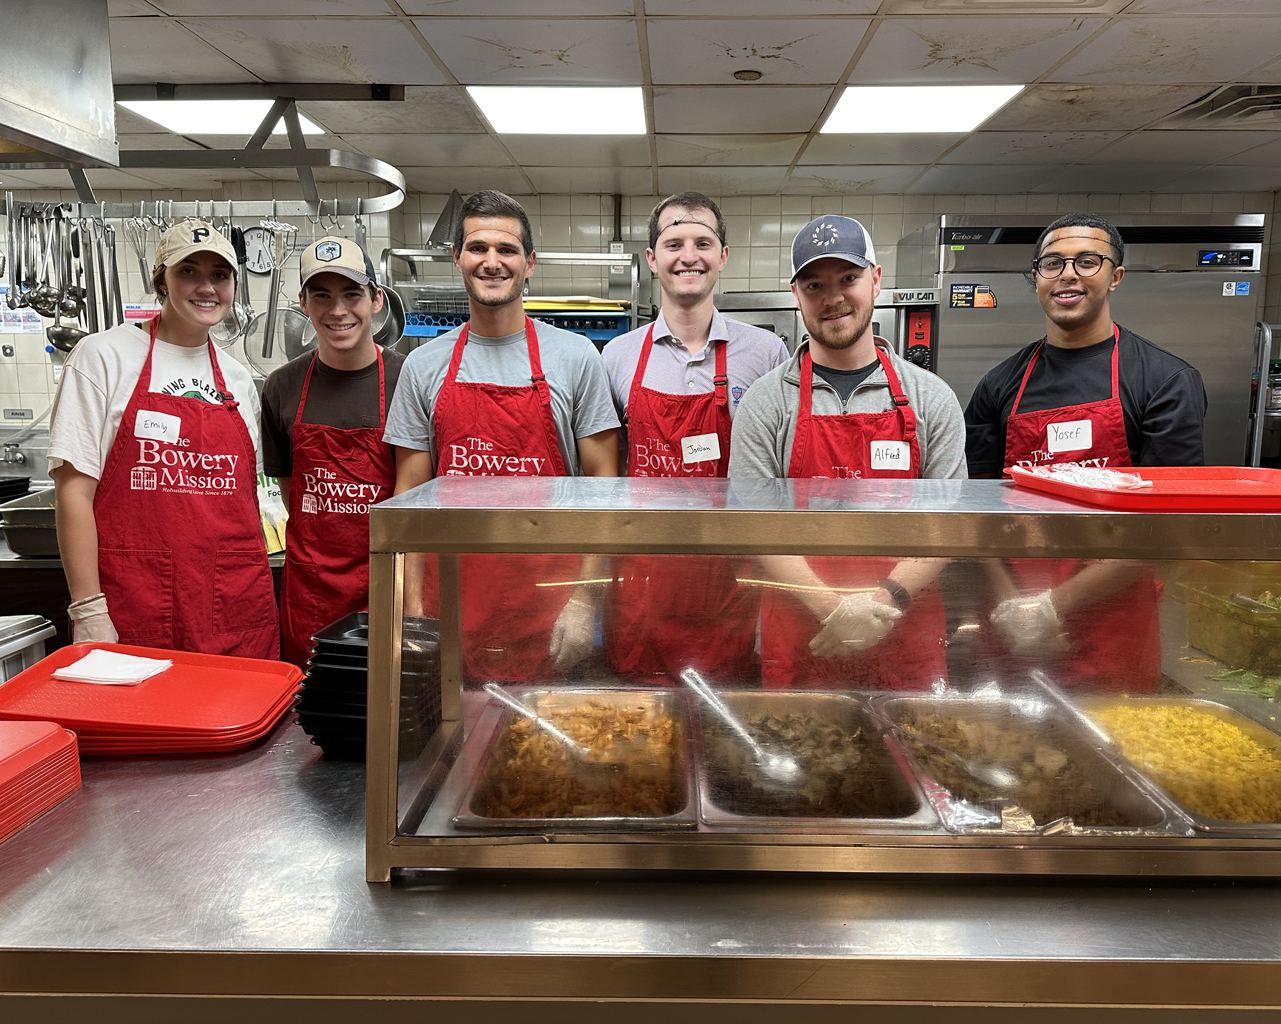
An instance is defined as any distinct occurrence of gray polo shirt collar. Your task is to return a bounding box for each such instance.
[651,307,730,361]
[783,338,893,394]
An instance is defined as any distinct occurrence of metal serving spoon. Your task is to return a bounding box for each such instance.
[482,683,622,784]
[899,729,1020,792]
[679,668,805,786]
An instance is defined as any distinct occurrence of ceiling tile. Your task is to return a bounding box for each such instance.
[110,19,259,84]
[339,134,507,166]
[149,0,387,12]
[848,17,1107,84]
[108,0,162,15]
[885,0,1129,9]
[301,88,486,135]
[401,166,531,193]
[1090,129,1275,162]
[981,84,1217,131]
[403,0,634,12]
[653,87,832,133]
[941,130,1124,164]
[647,19,869,86]
[658,166,788,196]
[905,164,1056,194]
[1048,19,1281,83]
[658,134,805,167]
[1126,0,1281,12]
[648,0,877,10]
[502,135,652,166]
[524,166,653,193]
[1034,162,1200,192]
[417,19,642,84]
[800,133,961,164]
[118,134,203,151]
[1219,134,1281,164]
[784,165,922,195]
[1160,164,1281,192]
[180,18,448,85]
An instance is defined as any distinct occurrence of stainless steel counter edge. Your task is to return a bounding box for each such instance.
[4,949,1281,1006]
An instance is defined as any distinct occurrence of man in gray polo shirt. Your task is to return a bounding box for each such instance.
[730,215,966,690]
[600,192,786,683]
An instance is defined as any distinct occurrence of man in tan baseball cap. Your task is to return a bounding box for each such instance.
[261,235,406,666]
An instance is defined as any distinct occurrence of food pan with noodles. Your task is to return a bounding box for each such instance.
[874,694,1179,835]
[1078,696,1281,836]
[693,691,936,831]
[454,688,696,831]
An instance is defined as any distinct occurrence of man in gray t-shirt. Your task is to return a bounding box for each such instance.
[383,190,619,683]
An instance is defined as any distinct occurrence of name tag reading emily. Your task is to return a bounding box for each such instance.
[1047,418,1092,454]
[134,410,181,443]
[870,440,909,470]
[682,432,721,465]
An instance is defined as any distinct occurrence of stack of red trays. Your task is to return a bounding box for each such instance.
[0,643,302,755]
[0,720,81,844]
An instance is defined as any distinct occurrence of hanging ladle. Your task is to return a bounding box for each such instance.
[679,668,805,786]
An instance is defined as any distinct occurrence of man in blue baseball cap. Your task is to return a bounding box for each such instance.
[729,215,967,690]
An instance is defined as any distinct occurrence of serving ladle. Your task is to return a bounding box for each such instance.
[679,668,805,786]
[482,683,622,784]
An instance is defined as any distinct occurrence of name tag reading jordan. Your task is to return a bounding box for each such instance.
[134,410,181,443]
[682,432,721,465]
[870,440,909,470]
[1047,418,1092,454]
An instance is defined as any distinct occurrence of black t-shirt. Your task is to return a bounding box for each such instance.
[261,347,406,478]
[812,360,880,404]
[964,324,1208,475]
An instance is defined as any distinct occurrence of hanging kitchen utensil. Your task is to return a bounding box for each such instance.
[211,227,251,349]
[79,218,100,335]
[104,222,125,326]
[124,218,153,295]
[29,216,59,319]
[4,193,18,310]
[372,284,406,349]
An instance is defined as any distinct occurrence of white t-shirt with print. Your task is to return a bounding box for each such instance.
[48,322,263,481]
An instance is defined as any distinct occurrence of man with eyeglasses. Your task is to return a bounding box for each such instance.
[964,212,1207,692]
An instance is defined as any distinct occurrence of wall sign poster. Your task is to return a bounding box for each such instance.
[950,283,997,308]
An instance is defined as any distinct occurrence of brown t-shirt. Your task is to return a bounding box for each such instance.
[261,347,406,478]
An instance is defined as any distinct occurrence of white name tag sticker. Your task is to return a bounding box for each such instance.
[870,440,910,470]
[1047,418,1092,454]
[681,432,721,465]
[134,410,181,443]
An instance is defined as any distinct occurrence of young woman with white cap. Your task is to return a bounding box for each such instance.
[48,221,277,658]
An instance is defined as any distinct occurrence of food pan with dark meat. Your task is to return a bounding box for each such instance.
[702,698,919,819]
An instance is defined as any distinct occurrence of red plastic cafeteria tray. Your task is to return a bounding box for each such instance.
[1008,466,1281,512]
[0,643,302,735]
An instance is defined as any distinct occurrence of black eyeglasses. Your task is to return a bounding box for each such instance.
[1031,252,1117,279]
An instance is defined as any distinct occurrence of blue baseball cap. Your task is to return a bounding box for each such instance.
[790,216,877,282]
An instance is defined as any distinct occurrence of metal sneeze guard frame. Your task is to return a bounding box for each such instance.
[364,477,1281,882]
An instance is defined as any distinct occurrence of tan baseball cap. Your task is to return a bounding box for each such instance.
[300,235,377,289]
[152,220,236,273]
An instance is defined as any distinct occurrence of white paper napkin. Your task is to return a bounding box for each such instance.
[53,650,173,686]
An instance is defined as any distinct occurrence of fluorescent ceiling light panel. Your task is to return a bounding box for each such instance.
[467,87,646,135]
[822,85,1024,134]
[118,100,324,135]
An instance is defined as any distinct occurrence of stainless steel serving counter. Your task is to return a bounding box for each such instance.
[3,716,1281,1022]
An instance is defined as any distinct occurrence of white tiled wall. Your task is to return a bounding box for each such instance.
[4,182,1279,421]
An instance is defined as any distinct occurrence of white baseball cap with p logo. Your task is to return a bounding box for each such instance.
[153,220,237,273]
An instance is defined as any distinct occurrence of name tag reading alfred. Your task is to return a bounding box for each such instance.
[870,440,909,470]
[682,432,721,465]
[134,410,182,443]
[1047,418,1092,454]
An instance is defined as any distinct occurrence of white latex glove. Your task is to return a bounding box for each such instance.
[548,595,595,671]
[68,593,119,644]
[989,589,1068,658]
[809,592,903,659]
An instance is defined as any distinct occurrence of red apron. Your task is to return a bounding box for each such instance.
[279,349,397,667]
[997,326,1160,692]
[761,347,947,690]
[605,325,758,683]
[431,317,579,682]
[93,315,278,659]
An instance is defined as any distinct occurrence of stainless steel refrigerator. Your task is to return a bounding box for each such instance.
[935,214,1265,467]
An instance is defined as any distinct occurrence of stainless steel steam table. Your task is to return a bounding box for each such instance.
[1,716,1280,1021]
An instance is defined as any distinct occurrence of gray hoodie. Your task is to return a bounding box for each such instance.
[727,339,968,479]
